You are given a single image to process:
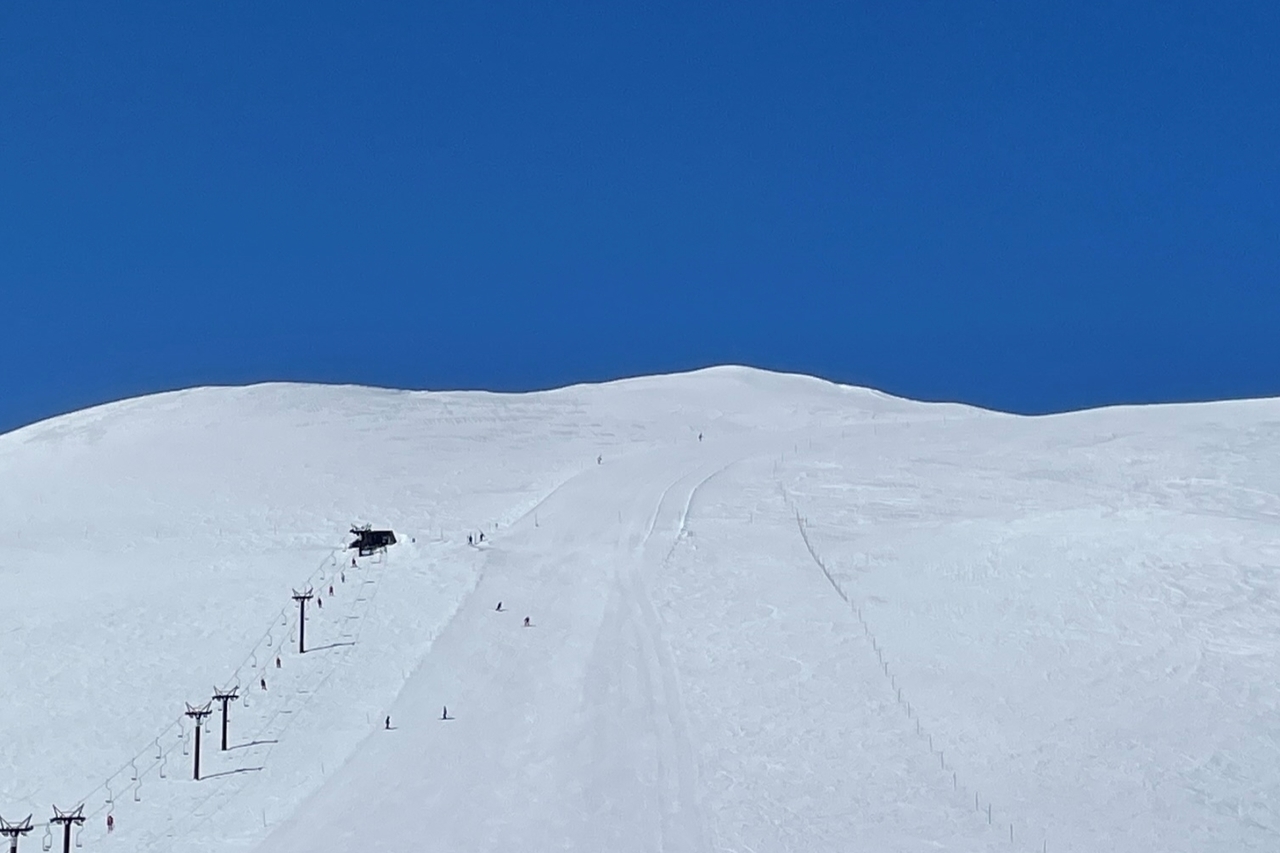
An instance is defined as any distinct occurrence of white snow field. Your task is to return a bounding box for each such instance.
[2,366,1279,852]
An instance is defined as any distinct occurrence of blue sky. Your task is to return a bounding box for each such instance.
[2,1,1278,432]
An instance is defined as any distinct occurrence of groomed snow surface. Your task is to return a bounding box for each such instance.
[2,366,1278,852]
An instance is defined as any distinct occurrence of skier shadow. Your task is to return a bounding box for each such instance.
[202,766,263,779]
[303,641,356,653]
[228,739,278,751]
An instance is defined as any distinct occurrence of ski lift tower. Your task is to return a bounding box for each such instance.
[48,807,83,853]
[184,702,214,780]
[212,687,240,751]
[0,815,33,853]
[292,587,314,653]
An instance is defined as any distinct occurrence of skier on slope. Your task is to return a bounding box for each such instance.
[523,616,531,628]
[496,601,503,611]
[260,677,267,691]
[385,715,391,730]
[276,656,281,669]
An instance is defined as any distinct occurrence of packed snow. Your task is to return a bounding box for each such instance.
[1,366,1278,851]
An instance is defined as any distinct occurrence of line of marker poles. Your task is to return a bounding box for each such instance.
[795,508,1053,851]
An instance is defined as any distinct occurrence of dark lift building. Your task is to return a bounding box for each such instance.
[349,525,396,556]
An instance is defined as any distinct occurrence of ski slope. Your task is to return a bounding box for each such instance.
[2,366,1279,851]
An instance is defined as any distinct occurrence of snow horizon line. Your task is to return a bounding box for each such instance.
[5,362,1280,440]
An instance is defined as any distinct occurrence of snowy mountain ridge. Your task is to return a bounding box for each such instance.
[3,366,1279,852]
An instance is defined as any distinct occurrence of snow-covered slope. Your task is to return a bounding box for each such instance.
[2,366,1277,851]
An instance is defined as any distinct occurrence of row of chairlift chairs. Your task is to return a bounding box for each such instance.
[0,527,399,853]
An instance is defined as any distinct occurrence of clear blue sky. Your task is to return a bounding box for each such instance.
[2,1,1278,432]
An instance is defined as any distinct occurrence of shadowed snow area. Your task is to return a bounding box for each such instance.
[2,366,1278,851]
